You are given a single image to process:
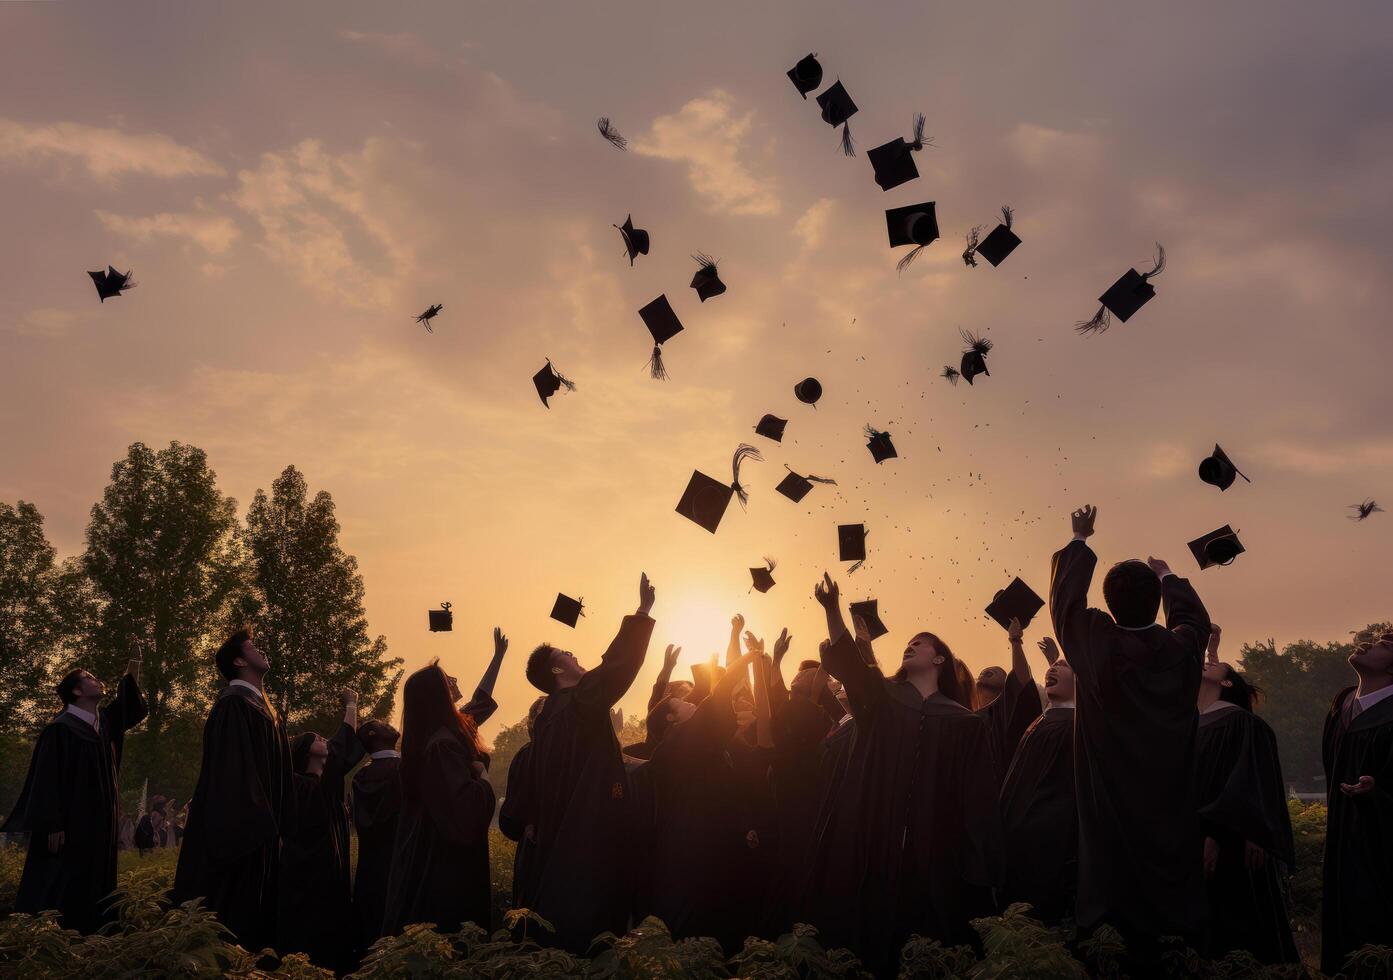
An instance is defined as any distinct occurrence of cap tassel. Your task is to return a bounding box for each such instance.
[961,226,982,268]
[1000,205,1014,230]
[784,464,837,486]
[847,559,865,575]
[839,122,855,157]
[648,345,669,380]
[863,423,885,441]
[960,329,993,357]
[1142,242,1166,282]
[731,443,764,509]
[553,363,577,392]
[1075,305,1111,336]
[896,244,930,274]
[764,557,777,573]
[908,113,932,152]
[942,366,961,385]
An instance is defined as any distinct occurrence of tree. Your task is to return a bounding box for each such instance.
[244,465,402,733]
[0,501,60,733]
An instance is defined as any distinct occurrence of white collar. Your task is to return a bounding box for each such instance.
[837,712,854,727]
[1356,684,1393,711]
[64,704,99,731]
[370,749,401,760]
[229,679,263,695]
[1045,700,1075,711]
[1201,700,1238,715]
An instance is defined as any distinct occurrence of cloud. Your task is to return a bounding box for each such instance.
[1136,443,1190,479]
[792,198,835,251]
[1253,437,1393,476]
[95,207,241,254]
[337,30,444,69]
[7,308,80,339]
[0,119,223,181]
[633,91,780,216]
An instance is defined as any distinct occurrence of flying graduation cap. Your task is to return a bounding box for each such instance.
[428,602,453,632]
[838,523,867,573]
[1188,525,1245,570]
[794,377,823,406]
[816,80,858,156]
[690,253,726,302]
[959,329,993,384]
[639,294,684,380]
[755,414,788,442]
[615,215,649,266]
[786,53,823,98]
[551,593,585,628]
[865,425,897,464]
[866,113,932,192]
[1198,445,1250,491]
[675,444,764,533]
[886,201,939,273]
[1349,499,1384,522]
[848,599,888,640]
[985,577,1045,630]
[776,464,837,503]
[1077,244,1166,335]
[414,304,443,332]
[962,207,1020,268]
[750,558,777,594]
[597,117,627,150]
[88,266,135,302]
[533,359,576,408]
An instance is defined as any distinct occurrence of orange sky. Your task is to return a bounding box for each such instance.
[2,1,1390,737]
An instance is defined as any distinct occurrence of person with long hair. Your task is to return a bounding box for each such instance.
[1193,624,1296,964]
[382,662,496,936]
[802,574,1002,974]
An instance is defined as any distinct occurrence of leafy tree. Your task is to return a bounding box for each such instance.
[243,465,401,733]
[0,501,62,733]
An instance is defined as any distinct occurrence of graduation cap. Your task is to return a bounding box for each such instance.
[690,253,726,302]
[750,557,777,594]
[886,202,939,273]
[848,599,888,640]
[776,465,837,503]
[755,414,787,442]
[414,304,443,332]
[597,117,627,150]
[794,377,823,406]
[1350,499,1384,522]
[864,425,897,463]
[786,53,823,98]
[88,266,135,302]
[533,359,576,408]
[985,578,1044,630]
[941,366,961,386]
[866,113,931,192]
[675,444,764,533]
[550,593,585,627]
[838,523,867,572]
[1188,525,1245,570]
[639,295,684,380]
[962,207,1020,268]
[615,215,649,266]
[1077,244,1166,334]
[959,329,993,385]
[1198,445,1250,491]
[428,602,453,632]
[815,80,858,156]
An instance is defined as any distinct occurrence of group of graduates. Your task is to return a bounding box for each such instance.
[4,506,1392,977]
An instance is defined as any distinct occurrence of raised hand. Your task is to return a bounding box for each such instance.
[814,572,840,609]
[127,639,142,683]
[1037,637,1060,664]
[773,628,791,664]
[1206,624,1221,664]
[1146,556,1173,580]
[340,687,359,707]
[663,644,681,671]
[638,573,655,616]
[1071,504,1097,539]
[610,706,624,736]
[494,627,509,658]
[731,613,745,634]
[1340,775,1376,797]
[1007,617,1024,643]
[743,631,765,656]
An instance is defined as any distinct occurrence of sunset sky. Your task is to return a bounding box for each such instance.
[2,1,1390,736]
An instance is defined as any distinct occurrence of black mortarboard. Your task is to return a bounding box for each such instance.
[414,304,443,332]
[794,377,823,406]
[848,599,888,640]
[964,207,1020,268]
[755,414,787,442]
[551,593,585,627]
[1198,445,1250,491]
[984,577,1044,630]
[1188,525,1245,570]
[615,215,649,266]
[815,80,858,156]
[675,445,764,533]
[89,266,135,302]
[750,558,777,594]
[428,602,453,632]
[532,359,576,408]
[787,53,823,99]
[597,117,627,150]
[838,523,867,565]
[1077,244,1166,334]
[959,329,992,385]
[639,294,684,380]
[776,465,836,503]
[690,253,726,302]
[865,425,897,464]
[885,202,939,273]
[866,114,931,192]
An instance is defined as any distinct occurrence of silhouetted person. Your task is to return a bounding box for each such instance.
[171,630,293,953]
[1321,628,1393,974]
[135,796,169,855]
[352,717,401,948]
[2,655,146,933]
[974,617,1042,770]
[383,663,496,935]
[1049,504,1209,954]
[447,627,511,728]
[498,696,547,911]
[522,572,657,952]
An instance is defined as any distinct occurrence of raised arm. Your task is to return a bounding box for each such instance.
[747,638,774,749]
[1152,556,1211,664]
[820,630,884,720]
[574,573,657,711]
[103,654,149,738]
[462,628,509,726]
[1049,505,1100,669]
[325,689,366,782]
[815,573,849,643]
[648,643,682,713]
[1008,618,1032,685]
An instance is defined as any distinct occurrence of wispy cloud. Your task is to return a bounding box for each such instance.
[337,30,445,69]
[0,119,223,181]
[8,307,81,339]
[96,207,241,254]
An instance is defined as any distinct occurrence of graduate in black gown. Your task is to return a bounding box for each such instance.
[521,572,657,952]
[1193,624,1296,964]
[1321,628,1393,975]
[171,630,294,953]
[277,688,365,971]
[352,717,401,949]
[2,655,146,933]
[974,620,1043,772]
[1048,505,1208,952]
[998,633,1077,924]
[497,696,546,910]
[805,574,1003,975]
[382,662,496,935]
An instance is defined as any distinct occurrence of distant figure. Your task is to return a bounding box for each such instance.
[497,696,547,911]
[974,617,1043,776]
[171,630,293,953]
[1049,504,1209,954]
[118,811,136,852]
[1321,629,1393,974]
[352,717,402,949]
[135,796,169,855]
[1,655,146,933]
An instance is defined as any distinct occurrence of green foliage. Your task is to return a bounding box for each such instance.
[968,903,1086,978]
[729,923,871,979]
[1075,924,1128,980]
[587,916,728,979]
[897,934,976,979]
[1287,799,1325,959]
[353,921,460,978]
[491,715,531,799]
[1342,946,1393,980]
[0,500,62,733]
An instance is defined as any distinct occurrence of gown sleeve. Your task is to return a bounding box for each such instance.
[102,673,149,737]
[820,631,885,720]
[1161,575,1211,666]
[1,724,67,834]
[573,615,656,713]
[1049,540,1102,675]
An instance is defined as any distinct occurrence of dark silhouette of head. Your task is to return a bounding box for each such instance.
[358,718,400,753]
[645,695,696,746]
[400,662,483,800]
[1218,666,1262,711]
[56,668,102,706]
[215,629,269,682]
[526,643,585,693]
[1103,560,1162,628]
[291,731,329,774]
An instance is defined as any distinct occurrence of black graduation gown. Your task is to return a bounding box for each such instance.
[352,752,402,948]
[999,705,1077,922]
[1193,704,1296,963]
[764,693,834,934]
[1321,686,1393,974]
[977,672,1042,779]
[277,723,365,970]
[2,675,147,934]
[171,683,294,953]
[805,633,1003,974]
[1049,539,1208,946]
[525,614,655,952]
[497,743,537,910]
[799,714,856,939]
[382,727,495,934]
